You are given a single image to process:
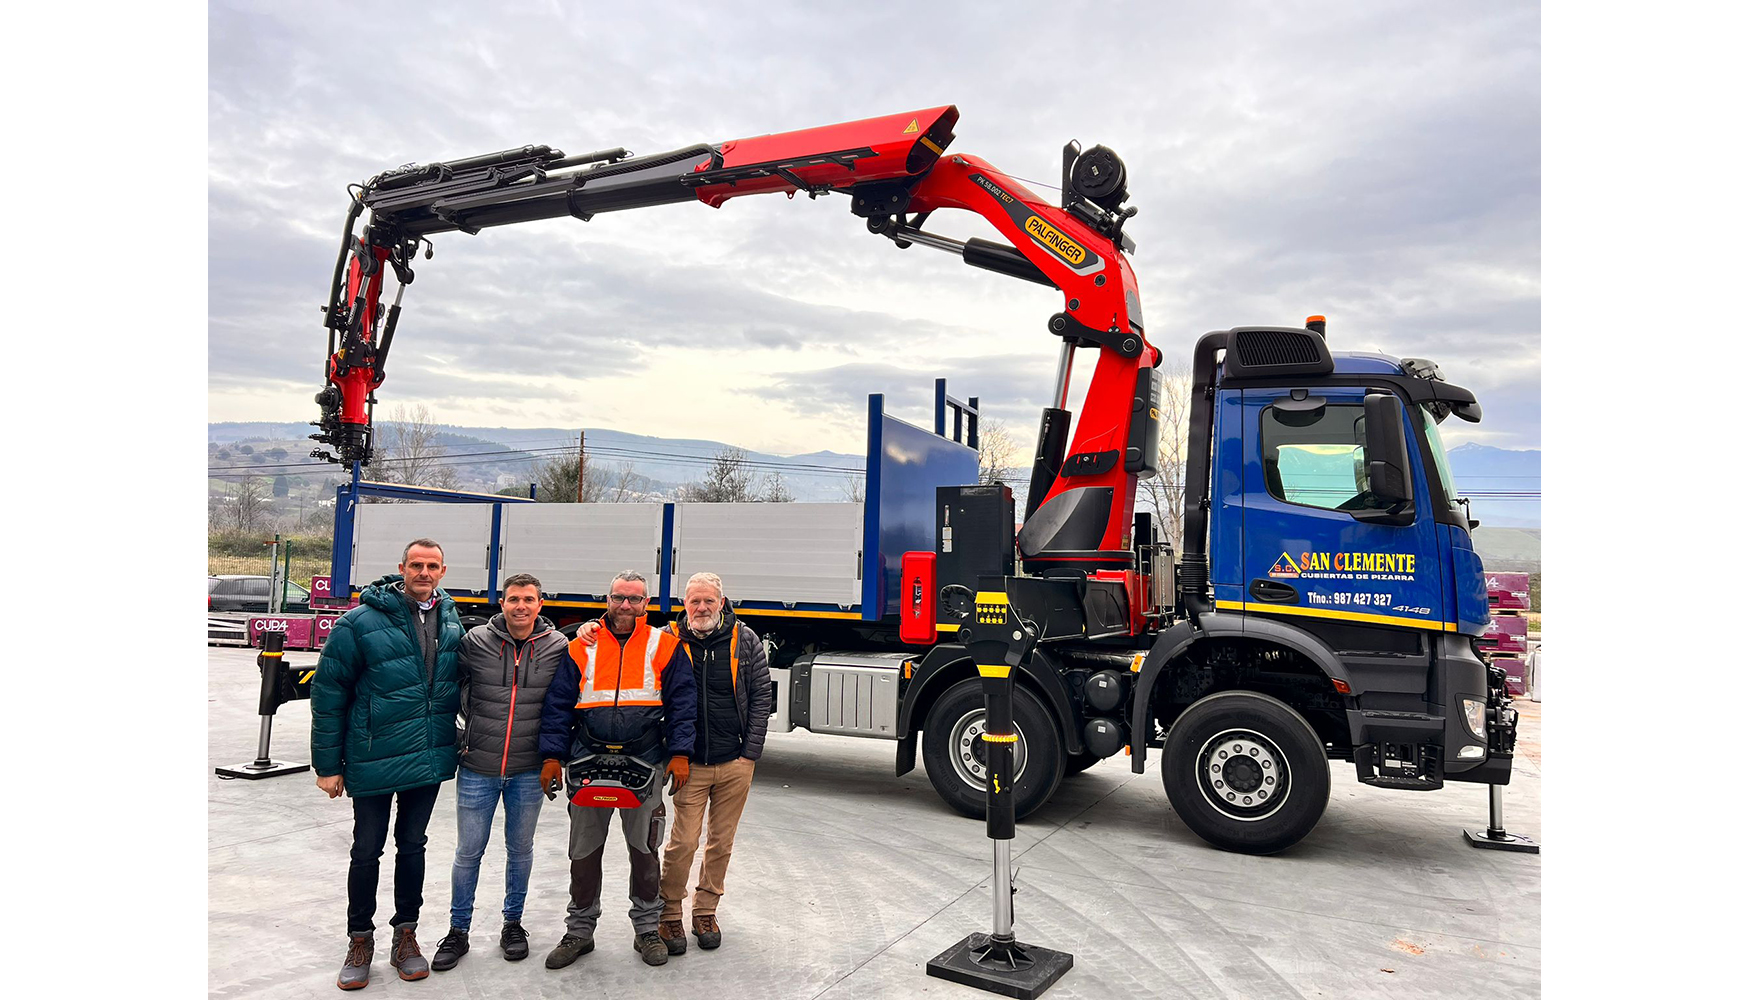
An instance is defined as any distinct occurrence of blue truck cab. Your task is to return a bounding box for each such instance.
[1124,322,1519,853]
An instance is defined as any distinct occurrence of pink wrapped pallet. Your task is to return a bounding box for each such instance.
[1495,658,1527,697]
[1486,571,1531,613]
[248,615,316,649]
[1480,615,1529,656]
[308,575,358,611]
[248,613,345,650]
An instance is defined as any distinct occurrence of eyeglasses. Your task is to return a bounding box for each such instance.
[607,594,648,605]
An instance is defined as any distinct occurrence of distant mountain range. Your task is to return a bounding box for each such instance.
[209,423,1540,568]
[208,421,866,501]
[1446,441,1541,529]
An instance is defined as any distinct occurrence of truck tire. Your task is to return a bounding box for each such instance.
[922,678,1065,822]
[459,615,490,631]
[1160,690,1329,855]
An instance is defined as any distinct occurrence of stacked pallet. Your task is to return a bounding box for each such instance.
[1479,571,1532,697]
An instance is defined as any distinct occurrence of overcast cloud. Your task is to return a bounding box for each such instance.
[209,0,1539,454]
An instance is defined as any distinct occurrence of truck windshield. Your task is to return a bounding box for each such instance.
[1419,404,1461,512]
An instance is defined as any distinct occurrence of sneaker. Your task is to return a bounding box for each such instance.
[635,931,670,966]
[337,933,372,991]
[500,921,529,961]
[431,928,469,972]
[545,933,594,969]
[657,918,688,956]
[389,922,429,981]
[692,913,722,950]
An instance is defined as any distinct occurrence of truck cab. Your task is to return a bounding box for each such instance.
[1127,322,1515,853]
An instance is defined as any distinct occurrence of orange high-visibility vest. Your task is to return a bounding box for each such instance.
[571,621,678,709]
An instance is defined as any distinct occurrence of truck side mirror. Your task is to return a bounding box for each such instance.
[1362,393,1415,509]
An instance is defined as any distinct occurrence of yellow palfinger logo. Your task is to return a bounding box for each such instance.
[1024,215,1088,267]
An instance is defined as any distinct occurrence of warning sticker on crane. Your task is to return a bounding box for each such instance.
[904,119,919,133]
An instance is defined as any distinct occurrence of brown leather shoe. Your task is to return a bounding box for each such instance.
[390,923,429,981]
[692,913,721,950]
[658,919,687,955]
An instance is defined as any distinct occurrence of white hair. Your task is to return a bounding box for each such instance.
[684,572,724,599]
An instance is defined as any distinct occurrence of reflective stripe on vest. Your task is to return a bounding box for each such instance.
[669,622,739,691]
[572,622,675,709]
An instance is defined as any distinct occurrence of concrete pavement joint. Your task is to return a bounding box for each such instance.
[805,877,988,1000]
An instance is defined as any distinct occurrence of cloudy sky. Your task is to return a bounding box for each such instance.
[208,0,1539,456]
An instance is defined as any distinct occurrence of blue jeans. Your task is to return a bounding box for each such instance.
[448,768,546,931]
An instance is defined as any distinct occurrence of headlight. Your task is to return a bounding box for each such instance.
[1460,697,1486,740]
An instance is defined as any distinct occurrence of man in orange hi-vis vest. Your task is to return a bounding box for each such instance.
[537,570,696,970]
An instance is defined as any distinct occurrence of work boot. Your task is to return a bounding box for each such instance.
[545,933,594,969]
[431,928,468,971]
[692,913,722,950]
[635,931,670,966]
[337,932,372,990]
[500,921,529,961]
[389,922,429,981]
[657,918,688,955]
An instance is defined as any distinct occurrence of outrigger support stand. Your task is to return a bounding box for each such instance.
[927,583,1073,998]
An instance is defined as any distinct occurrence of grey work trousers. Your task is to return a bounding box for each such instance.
[564,794,667,937]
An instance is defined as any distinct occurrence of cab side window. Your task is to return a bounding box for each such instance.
[1261,402,1387,512]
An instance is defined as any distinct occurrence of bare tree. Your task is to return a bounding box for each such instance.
[677,447,758,502]
[757,472,795,503]
[228,476,271,533]
[377,404,459,490]
[838,473,866,503]
[1137,361,1192,552]
[978,418,1021,486]
[605,461,642,503]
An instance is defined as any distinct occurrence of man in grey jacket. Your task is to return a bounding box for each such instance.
[430,574,570,971]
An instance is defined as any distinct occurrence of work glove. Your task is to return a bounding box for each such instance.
[666,756,690,795]
[540,759,564,800]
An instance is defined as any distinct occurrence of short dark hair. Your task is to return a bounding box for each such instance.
[402,538,444,562]
[502,573,542,595]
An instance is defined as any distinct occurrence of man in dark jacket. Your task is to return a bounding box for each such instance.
[538,570,696,970]
[654,572,771,954]
[430,574,569,972]
[311,538,464,990]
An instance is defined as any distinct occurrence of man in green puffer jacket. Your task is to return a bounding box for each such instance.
[311,539,464,991]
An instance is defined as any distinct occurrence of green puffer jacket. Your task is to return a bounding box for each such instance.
[310,574,464,797]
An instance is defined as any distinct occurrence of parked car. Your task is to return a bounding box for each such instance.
[209,575,310,614]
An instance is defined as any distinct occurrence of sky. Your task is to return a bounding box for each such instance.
[208,0,1540,455]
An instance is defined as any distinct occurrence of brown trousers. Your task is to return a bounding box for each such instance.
[660,757,755,919]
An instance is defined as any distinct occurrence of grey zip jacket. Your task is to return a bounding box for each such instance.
[457,613,570,777]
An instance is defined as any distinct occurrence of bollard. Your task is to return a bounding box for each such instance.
[215,630,312,780]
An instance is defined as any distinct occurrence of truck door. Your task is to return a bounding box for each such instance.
[1236,388,1447,634]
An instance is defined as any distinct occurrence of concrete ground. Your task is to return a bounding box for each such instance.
[209,647,1541,999]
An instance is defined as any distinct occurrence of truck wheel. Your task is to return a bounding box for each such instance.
[922,678,1065,822]
[1160,690,1329,855]
[459,615,489,630]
